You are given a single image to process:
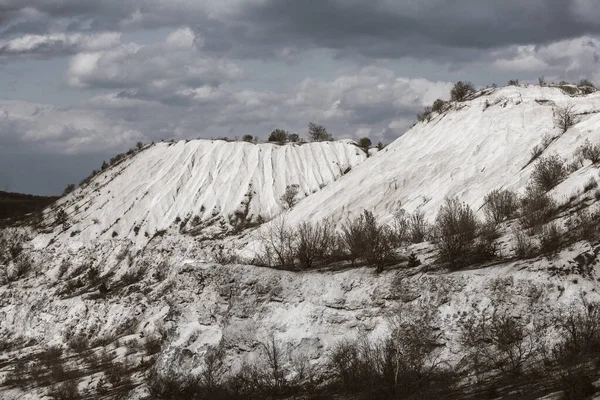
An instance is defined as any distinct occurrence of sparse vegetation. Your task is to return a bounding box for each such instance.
[531,155,567,192]
[555,104,578,133]
[433,197,478,268]
[268,129,288,142]
[62,184,75,197]
[539,222,564,256]
[280,184,300,209]
[341,210,397,272]
[519,185,557,229]
[417,106,433,122]
[451,81,475,102]
[483,189,519,224]
[358,137,372,152]
[432,99,446,113]
[576,139,600,164]
[308,122,333,142]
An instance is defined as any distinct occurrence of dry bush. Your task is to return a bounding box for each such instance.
[328,311,451,398]
[341,210,398,272]
[555,104,579,133]
[295,220,337,269]
[8,254,34,281]
[105,359,131,387]
[308,122,333,142]
[483,189,519,224]
[121,265,146,286]
[432,99,446,113]
[459,310,538,378]
[519,185,557,229]
[417,106,433,122]
[328,339,362,391]
[552,299,600,367]
[531,155,567,192]
[577,139,600,164]
[280,184,300,209]
[512,228,537,259]
[433,197,479,268]
[451,81,475,102]
[0,230,28,264]
[255,217,295,268]
[565,208,600,243]
[67,334,89,352]
[392,209,431,245]
[145,335,163,355]
[408,210,430,243]
[539,223,564,256]
[48,379,79,400]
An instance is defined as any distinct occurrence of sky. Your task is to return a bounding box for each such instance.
[1,1,600,195]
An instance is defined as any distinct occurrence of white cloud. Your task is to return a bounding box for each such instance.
[0,67,452,157]
[490,36,600,82]
[66,28,244,103]
[0,32,121,57]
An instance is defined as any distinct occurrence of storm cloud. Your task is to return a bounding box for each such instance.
[1,1,600,194]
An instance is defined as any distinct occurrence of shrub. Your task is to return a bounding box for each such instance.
[512,228,537,259]
[417,106,433,122]
[408,210,430,243]
[328,339,361,391]
[560,370,595,400]
[433,197,479,268]
[358,137,372,151]
[62,184,75,196]
[539,222,564,256]
[431,99,446,113]
[242,134,254,143]
[583,177,598,192]
[578,79,595,88]
[329,311,450,397]
[565,208,600,243]
[48,379,79,400]
[268,129,288,142]
[255,217,295,268]
[341,210,397,272]
[450,81,475,102]
[308,122,333,142]
[531,155,567,192]
[280,184,300,209]
[530,144,544,161]
[121,266,145,286]
[287,133,300,142]
[7,254,33,281]
[295,220,336,269]
[508,79,519,86]
[552,299,600,366]
[55,208,69,227]
[483,189,519,224]
[555,104,578,133]
[519,185,557,229]
[68,334,89,352]
[459,310,537,379]
[145,335,163,355]
[577,139,600,164]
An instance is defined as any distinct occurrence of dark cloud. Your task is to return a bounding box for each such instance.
[2,1,600,62]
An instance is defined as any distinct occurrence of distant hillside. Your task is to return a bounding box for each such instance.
[0,191,58,224]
